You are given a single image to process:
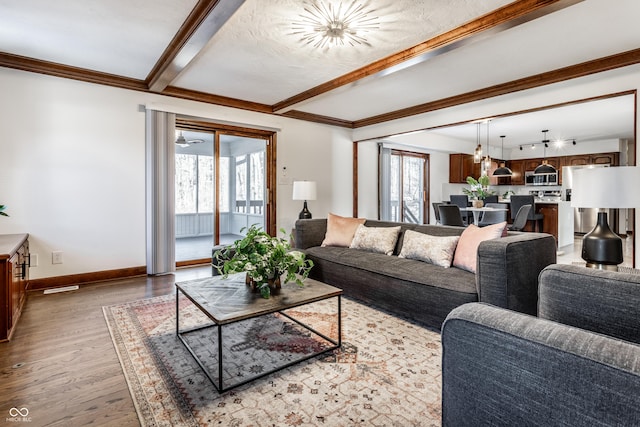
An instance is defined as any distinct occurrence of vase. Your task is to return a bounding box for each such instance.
[245,273,281,296]
[472,199,484,208]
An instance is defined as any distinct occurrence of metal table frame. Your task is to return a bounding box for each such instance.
[176,281,342,393]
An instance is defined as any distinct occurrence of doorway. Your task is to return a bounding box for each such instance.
[380,148,429,224]
[174,119,277,266]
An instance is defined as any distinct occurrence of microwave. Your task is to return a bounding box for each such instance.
[525,171,558,186]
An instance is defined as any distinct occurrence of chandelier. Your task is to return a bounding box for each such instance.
[292,0,379,48]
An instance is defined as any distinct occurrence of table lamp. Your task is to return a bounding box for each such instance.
[292,181,317,219]
[571,166,640,271]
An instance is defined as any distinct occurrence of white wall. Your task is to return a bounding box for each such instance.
[354,64,640,266]
[0,67,352,279]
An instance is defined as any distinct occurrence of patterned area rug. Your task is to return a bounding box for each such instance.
[103,294,442,426]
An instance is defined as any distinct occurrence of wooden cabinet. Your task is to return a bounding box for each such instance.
[508,159,525,185]
[1,234,29,342]
[537,204,559,244]
[452,152,619,185]
[565,153,618,167]
[449,154,481,183]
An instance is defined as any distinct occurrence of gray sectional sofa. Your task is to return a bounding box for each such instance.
[441,264,640,426]
[294,218,556,329]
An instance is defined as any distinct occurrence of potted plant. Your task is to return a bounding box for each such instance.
[214,224,314,298]
[0,205,8,217]
[462,175,495,207]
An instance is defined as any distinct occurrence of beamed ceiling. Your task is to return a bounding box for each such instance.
[1,0,640,137]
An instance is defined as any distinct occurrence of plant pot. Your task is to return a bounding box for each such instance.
[472,199,484,208]
[246,273,281,297]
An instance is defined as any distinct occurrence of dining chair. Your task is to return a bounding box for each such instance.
[477,203,508,227]
[449,195,472,225]
[439,204,466,227]
[432,202,444,224]
[509,195,543,231]
[483,195,499,205]
[508,204,532,231]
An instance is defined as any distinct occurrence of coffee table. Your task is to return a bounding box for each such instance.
[175,273,342,392]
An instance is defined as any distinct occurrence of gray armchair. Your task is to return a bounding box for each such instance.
[441,264,640,426]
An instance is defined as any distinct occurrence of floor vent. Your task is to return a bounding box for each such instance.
[43,285,79,295]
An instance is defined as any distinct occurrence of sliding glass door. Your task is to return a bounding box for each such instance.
[174,130,215,262]
[381,148,429,224]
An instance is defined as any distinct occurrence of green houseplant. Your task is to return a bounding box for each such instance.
[214,224,314,298]
[0,205,8,217]
[462,175,495,200]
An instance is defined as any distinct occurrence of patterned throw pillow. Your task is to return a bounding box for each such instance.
[452,222,507,273]
[321,213,367,247]
[349,225,401,256]
[398,230,460,268]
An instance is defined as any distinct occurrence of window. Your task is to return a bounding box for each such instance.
[380,147,429,224]
[175,153,214,214]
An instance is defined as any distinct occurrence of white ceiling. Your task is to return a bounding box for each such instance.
[1,0,638,149]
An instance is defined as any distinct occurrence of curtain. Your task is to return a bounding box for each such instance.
[379,144,392,221]
[145,109,176,275]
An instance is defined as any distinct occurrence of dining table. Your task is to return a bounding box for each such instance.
[460,206,509,226]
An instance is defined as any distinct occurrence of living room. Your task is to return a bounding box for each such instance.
[1,0,640,425]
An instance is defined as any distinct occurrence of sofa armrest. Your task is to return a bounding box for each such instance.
[294,219,327,249]
[441,303,640,427]
[476,232,556,315]
[539,264,640,345]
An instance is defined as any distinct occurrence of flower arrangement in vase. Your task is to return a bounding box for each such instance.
[214,224,314,298]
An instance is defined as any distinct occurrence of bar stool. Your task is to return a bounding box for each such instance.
[509,195,543,232]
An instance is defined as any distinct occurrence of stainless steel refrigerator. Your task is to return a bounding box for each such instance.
[562,165,616,234]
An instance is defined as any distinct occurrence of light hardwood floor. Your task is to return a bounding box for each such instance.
[0,266,213,427]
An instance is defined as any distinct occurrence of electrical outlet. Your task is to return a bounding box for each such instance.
[31,253,38,267]
[52,251,63,264]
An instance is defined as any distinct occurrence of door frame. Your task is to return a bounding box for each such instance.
[176,119,277,264]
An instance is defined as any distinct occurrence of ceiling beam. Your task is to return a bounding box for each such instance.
[272,0,583,114]
[146,0,246,92]
[353,48,640,128]
[0,52,148,92]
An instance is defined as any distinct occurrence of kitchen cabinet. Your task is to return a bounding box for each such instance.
[507,159,525,185]
[1,234,29,342]
[449,154,481,183]
[537,203,559,244]
[566,152,618,167]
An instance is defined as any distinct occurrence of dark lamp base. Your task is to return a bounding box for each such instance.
[581,212,622,270]
[298,201,312,219]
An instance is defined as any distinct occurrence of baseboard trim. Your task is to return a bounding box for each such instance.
[28,266,147,291]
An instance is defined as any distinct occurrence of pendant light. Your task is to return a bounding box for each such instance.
[483,120,491,170]
[473,122,482,163]
[493,135,513,176]
[534,129,557,174]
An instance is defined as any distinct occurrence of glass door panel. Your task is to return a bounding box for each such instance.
[219,135,266,245]
[175,130,215,262]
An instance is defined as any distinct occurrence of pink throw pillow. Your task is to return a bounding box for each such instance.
[452,222,507,273]
[321,213,366,247]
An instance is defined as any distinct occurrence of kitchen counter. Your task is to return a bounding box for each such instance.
[497,199,572,247]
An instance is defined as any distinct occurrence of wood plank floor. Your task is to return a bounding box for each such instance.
[0,266,213,427]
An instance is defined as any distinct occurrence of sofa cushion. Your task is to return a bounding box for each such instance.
[399,230,460,268]
[305,246,477,295]
[350,224,401,256]
[321,213,366,247]
[453,222,506,273]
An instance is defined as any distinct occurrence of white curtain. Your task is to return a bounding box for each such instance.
[379,144,392,221]
[145,109,176,275]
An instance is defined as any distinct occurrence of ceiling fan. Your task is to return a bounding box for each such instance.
[175,131,205,147]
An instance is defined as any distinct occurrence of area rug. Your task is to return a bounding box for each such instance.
[103,293,442,426]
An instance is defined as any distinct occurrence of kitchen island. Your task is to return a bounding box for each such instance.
[500,199,573,247]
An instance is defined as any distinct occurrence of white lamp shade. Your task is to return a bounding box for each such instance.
[571,166,640,208]
[292,181,317,201]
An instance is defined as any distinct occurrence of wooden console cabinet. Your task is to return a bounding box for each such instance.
[0,233,29,342]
